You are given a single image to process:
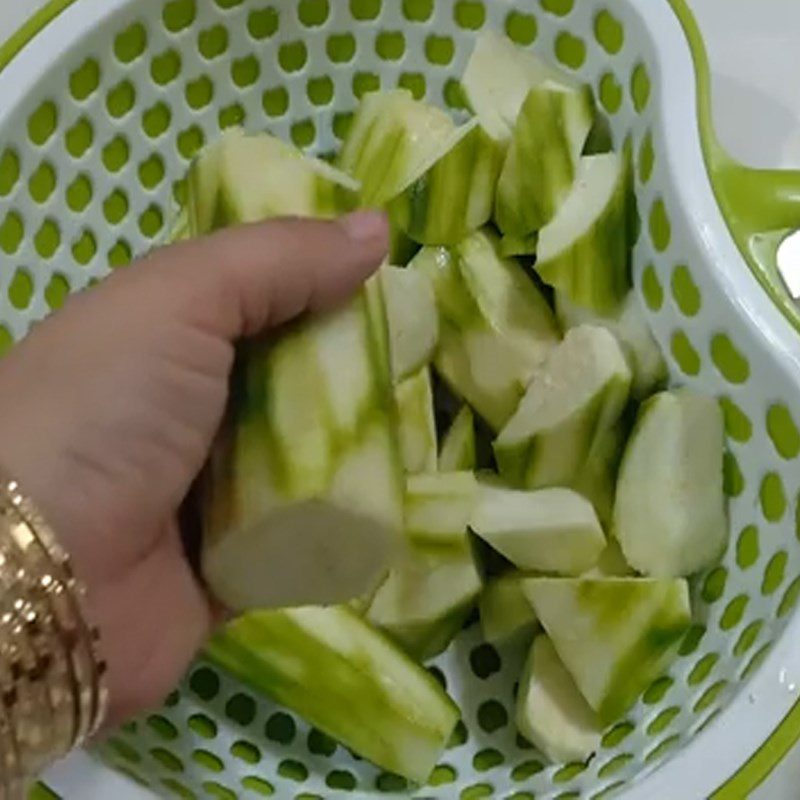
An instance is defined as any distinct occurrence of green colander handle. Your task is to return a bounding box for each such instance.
[712,158,800,302]
[671,0,800,327]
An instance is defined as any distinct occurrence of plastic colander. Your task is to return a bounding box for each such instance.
[2,1,800,798]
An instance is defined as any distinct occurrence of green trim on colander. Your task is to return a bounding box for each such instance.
[669,0,800,333]
[28,784,61,800]
[711,695,800,799]
[0,0,79,72]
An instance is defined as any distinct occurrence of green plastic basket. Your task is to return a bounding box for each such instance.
[2,1,800,798]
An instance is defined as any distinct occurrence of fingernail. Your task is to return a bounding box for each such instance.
[340,210,388,243]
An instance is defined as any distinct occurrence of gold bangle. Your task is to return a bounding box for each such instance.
[7,487,108,740]
[0,472,108,792]
[0,573,23,786]
[0,523,74,759]
[3,506,90,752]
[0,540,54,778]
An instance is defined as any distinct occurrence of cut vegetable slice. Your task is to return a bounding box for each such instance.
[471,484,606,575]
[412,230,560,430]
[395,368,438,474]
[340,90,502,244]
[524,578,691,723]
[536,152,632,313]
[584,539,635,578]
[207,606,459,783]
[494,325,631,497]
[193,127,404,610]
[188,128,359,233]
[339,90,455,206]
[614,390,727,577]
[556,292,668,399]
[496,83,595,247]
[439,405,477,471]
[480,573,539,643]
[571,421,626,528]
[462,30,577,143]
[390,226,422,267]
[405,472,477,551]
[387,608,472,663]
[367,550,482,661]
[498,231,539,258]
[516,635,602,763]
[389,119,504,246]
[381,266,439,382]
[166,205,190,244]
[186,133,224,234]
[202,274,405,611]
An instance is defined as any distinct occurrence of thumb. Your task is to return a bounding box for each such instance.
[141,210,390,340]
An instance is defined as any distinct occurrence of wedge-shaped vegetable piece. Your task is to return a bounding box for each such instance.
[439,405,477,472]
[524,578,691,723]
[187,136,224,234]
[480,573,539,643]
[347,594,373,616]
[571,422,626,528]
[396,368,438,474]
[372,471,477,656]
[536,153,632,313]
[381,266,439,383]
[207,607,459,783]
[584,540,635,578]
[494,326,631,499]
[472,484,606,575]
[367,551,482,661]
[462,30,577,143]
[405,472,477,551]
[166,205,190,244]
[193,131,405,611]
[496,83,595,250]
[203,278,405,610]
[339,90,453,205]
[517,635,602,763]
[498,232,540,259]
[390,226,422,267]
[615,390,727,577]
[412,231,560,430]
[388,119,504,246]
[386,609,471,663]
[188,128,359,233]
[556,292,667,399]
[339,90,500,244]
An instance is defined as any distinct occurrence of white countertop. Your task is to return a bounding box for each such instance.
[2,1,800,798]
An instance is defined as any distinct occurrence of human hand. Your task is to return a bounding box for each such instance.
[0,211,389,728]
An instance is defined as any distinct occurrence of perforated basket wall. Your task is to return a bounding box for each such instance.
[2,0,800,798]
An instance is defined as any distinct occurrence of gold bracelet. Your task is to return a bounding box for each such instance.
[0,473,108,794]
[0,535,54,779]
[3,507,92,750]
[0,524,74,762]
